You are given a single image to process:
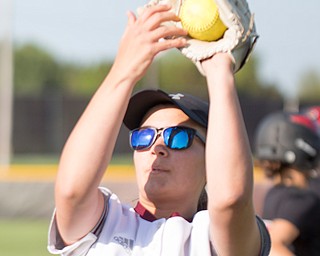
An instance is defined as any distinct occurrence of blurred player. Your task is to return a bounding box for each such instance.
[302,106,320,198]
[254,111,320,255]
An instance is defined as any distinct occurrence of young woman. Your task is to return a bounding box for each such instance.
[254,111,320,255]
[48,5,270,255]
[303,106,320,198]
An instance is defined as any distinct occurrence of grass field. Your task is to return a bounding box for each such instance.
[0,154,135,256]
[0,219,51,256]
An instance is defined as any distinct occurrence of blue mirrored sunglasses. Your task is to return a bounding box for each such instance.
[129,126,205,150]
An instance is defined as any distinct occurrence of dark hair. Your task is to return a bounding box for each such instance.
[255,159,288,179]
[197,188,208,211]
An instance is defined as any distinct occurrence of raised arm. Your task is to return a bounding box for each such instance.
[54,5,187,245]
[202,54,261,255]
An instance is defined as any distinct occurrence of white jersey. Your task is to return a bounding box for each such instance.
[48,187,270,256]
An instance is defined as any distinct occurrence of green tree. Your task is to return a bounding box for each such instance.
[154,51,283,100]
[62,61,112,96]
[297,70,320,101]
[235,55,282,99]
[14,44,64,96]
[156,50,208,99]
[14,43,115,97]
[13,43,283,100]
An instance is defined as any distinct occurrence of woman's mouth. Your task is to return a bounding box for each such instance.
[151,167,168,173]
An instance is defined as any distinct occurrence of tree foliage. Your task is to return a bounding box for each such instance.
[13,43,284,100]
[62,62,112,96]
[235,55,282,99]
[156,51,283,100]
[14,43,113,97]
[156,50,208,99]
[14,44,63,96]
[297,70,320,101]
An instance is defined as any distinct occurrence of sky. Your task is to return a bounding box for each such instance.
[2,0,320,98]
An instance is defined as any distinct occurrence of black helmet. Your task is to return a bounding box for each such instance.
[254,111,320,171]
[301,105,320,136]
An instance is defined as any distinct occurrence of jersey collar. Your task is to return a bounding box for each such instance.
[134,202,192,222]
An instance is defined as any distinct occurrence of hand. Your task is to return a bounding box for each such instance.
[112,5,188,84]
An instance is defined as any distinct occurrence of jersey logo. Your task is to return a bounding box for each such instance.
[113,236,134,254]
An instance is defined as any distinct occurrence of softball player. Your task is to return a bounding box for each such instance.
[254,112,320,255]
[48,5,270,255]
[302,106,320,198]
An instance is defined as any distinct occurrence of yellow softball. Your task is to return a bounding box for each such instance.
[179,0,227,42]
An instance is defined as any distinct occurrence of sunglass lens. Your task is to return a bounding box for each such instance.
[163,127,193,149]
[131,128,155,150]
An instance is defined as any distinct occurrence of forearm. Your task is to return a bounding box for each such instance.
[56,74,135,201]
[205,56,253,207]
[54,70,136,244]
[203,54,258,255]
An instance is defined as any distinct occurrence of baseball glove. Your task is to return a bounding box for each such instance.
[137,0,259,75]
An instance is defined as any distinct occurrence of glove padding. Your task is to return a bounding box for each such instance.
[137,0,259,75]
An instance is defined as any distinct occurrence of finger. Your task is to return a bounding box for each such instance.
[139,4,172,20]
[151,25,188,41]
[148,11,181,31]
[126,11,136,26]
[154,37,188,53]
[139,5,180,30]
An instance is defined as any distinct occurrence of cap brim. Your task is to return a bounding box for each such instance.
[124,89,209,130]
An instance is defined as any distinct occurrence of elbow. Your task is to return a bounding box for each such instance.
[54,177,89,207]
[55,183,79,207]
[207,183,253,213]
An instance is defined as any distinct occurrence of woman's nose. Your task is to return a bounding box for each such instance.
[151,136,169,156]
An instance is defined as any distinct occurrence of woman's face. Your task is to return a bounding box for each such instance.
[282,167,309,189]
[133,105,206,206]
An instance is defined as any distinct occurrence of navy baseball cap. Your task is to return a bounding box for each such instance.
[123,89,209,130]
